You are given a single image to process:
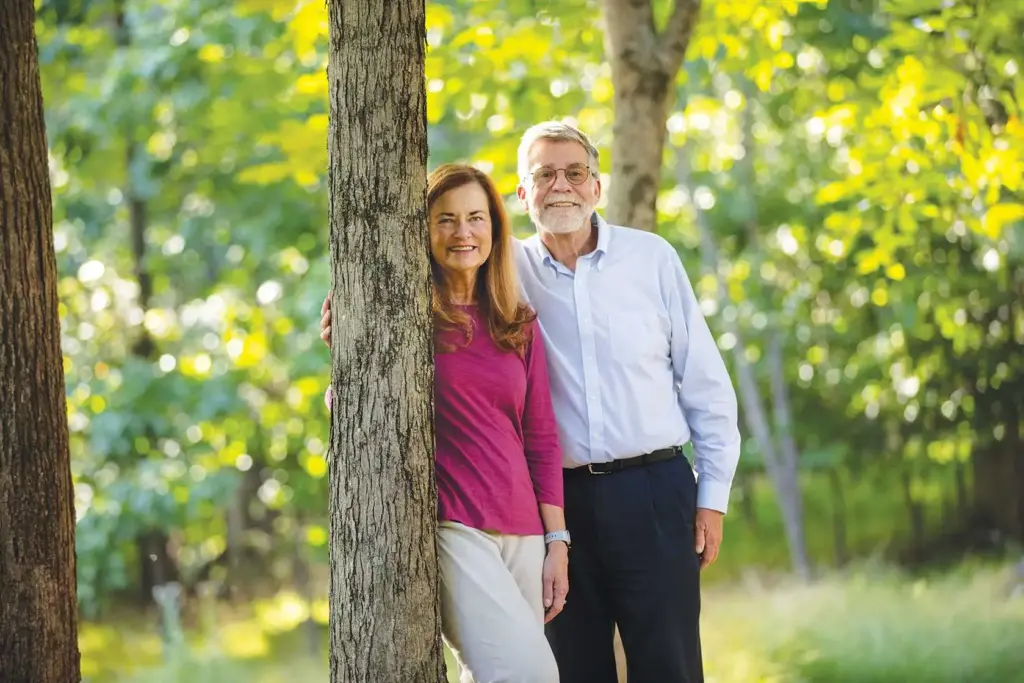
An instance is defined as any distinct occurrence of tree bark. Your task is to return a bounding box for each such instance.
[326,3,443,682]
[0,1,82,681]
[601,0,702,231]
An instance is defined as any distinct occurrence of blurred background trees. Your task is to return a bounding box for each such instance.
[31,0,1024,680]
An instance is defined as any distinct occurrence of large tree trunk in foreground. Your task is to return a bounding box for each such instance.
[326,2,443,682]
[0,1,82,681]
[601,0,702,232]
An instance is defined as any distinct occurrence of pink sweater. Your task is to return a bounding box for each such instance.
[327,306,563,536]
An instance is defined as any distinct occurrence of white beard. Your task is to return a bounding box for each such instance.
[529,199,593,235]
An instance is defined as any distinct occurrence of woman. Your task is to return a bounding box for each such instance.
[325,164,567,683]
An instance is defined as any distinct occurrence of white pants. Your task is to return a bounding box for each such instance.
[438,522,560,683]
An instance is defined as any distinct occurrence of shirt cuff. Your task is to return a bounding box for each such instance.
[696,477,731,514]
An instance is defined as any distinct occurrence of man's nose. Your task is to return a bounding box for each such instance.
[551,170,574,192]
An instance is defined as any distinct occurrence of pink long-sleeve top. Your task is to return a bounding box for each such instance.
[434,307,563,535]
[327,306,563,536]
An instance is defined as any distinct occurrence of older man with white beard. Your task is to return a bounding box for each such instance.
[509,121,740,683]
[320,121,740,683]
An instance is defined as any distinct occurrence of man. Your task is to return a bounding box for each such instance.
[321,121,740,683]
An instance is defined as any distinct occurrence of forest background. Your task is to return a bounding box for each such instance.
[31,0,1024,681]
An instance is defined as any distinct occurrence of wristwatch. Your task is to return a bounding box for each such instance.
[544,530,571,548]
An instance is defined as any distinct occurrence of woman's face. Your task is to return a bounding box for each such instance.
[429,182,494,277]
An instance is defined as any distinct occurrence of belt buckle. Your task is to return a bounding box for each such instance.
[587,463,610,475]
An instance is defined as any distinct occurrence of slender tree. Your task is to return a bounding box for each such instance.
[325,2,443,681]
[0,1,82,681]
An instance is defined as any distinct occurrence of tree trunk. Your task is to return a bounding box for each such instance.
[675,138,812,579]
[601,0,702,231]
[765,332,810,577]
[737,82,811,577]
[828,468,848,567]
[326,3,443,682]
[972,442,1023,541]
[0,1,82,681]
[900,463,925,553]
[954,458,969,519]
[112,0,177,603]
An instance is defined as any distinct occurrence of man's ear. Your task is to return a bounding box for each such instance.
[516,184,528,209]
[593,177,602,201]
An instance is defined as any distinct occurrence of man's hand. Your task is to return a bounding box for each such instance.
[320,293,332,346]
[694,508,724,570]
[542,542,569,623]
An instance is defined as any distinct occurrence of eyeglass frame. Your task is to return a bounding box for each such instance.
[523,163,595,188]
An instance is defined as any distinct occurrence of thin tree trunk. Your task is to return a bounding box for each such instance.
[737,82,810,578]
[112,0,178,602]
[601,0,702,231]
[766,332,810,576]
[0,1,82,680]
[900,464,925,553]
[326,3,443,682]
[954,458,969,518]
[828,468,848,566]
[676,146,812,579]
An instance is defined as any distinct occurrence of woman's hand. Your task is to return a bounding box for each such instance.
[542,541,569,623]
[320,293,332,346]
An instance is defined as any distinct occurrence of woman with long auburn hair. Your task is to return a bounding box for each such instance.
[327,163,567,683]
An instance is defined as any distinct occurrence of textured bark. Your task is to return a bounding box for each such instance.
[0,1,82,681]
[602,0,701,231]
[326,2,443,682]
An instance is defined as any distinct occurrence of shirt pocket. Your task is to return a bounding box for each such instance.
[607,312,669,365]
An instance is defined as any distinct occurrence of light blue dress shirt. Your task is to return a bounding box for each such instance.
[513,213,741,513]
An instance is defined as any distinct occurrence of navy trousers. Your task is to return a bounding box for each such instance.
[545,454,703,683]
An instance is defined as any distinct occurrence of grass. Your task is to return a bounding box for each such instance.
[700,560,1024,683]
[79,560,1024,683]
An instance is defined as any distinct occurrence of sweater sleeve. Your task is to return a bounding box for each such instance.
[521,321,564,508]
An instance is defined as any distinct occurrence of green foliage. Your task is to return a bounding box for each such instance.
[36,0,1024,619]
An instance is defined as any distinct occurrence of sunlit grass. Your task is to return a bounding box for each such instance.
[700,561,1024,683]
[80,561,1024,683]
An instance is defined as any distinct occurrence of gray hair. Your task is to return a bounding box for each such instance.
[516,121,601,181]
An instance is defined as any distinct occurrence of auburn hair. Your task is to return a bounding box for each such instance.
[428,164,536,355]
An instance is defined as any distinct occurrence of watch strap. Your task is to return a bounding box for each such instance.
[544,530,571,546]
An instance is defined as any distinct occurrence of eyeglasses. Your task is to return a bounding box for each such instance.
[528,164,592,188]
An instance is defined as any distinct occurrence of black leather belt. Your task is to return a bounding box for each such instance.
[570,446,681,475]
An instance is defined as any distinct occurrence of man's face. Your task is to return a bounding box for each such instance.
[517,139,601,235]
